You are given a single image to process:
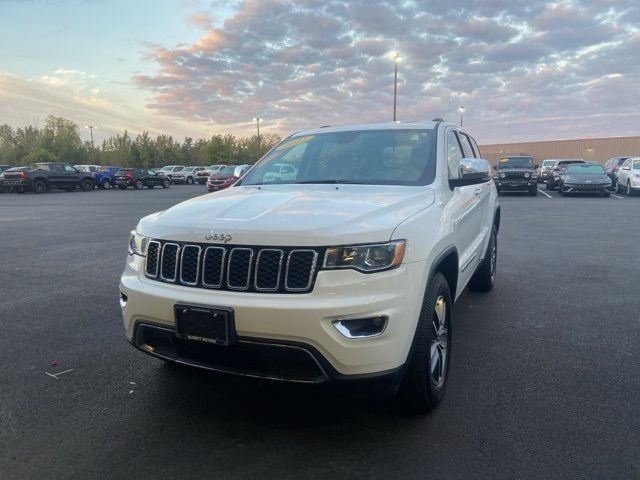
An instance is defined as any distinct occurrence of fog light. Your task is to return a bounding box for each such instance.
[119,291,128,309]
[333,316,388,339]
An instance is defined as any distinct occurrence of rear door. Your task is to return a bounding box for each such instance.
[47,163,66,188]
[63,164,81,187]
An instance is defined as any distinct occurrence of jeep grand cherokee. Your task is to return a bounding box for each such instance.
[120,121,500,411]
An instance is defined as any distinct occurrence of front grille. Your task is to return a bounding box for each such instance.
[567,183,608,188]
[145,241,322,294]
[503,171,527,180]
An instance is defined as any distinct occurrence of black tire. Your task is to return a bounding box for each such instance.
[610,178,617,191]
[134,180,144,190]
[397,272,452,413]
[33,179,47,194]
[469,227,497,292]
[162,179,170,189]
[0,185,8,194]
[627,182,634,197]
[529,187,537,196]
[80,179,95,191]
[186,176,194,185]
[118,184,127,190]
[101,179,112,190]
[545,181,550,190]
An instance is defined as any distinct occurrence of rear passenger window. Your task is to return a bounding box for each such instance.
[457,133,475,159]
[447,131,464,179]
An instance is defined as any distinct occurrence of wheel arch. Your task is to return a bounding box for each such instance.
[428,246,459,300]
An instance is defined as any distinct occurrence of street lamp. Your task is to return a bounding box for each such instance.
[391,52,401,122]
[458,106,465,127]
[84,125,97,161]
[252,117,262,143]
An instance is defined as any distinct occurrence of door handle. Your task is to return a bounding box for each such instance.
[474,187,482,196]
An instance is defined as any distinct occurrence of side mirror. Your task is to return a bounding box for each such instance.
[449,158,491,188]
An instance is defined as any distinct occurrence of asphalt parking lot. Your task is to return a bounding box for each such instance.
[1,186,639,479]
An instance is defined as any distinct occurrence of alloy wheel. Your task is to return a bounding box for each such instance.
[430,296,449,387]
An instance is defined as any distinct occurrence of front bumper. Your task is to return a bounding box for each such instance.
[120,254,425,379]
[494,180,535,191]
[207,183,232,191]
[562,184,610,194]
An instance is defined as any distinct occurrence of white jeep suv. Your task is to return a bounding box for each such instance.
[120,121,500,411]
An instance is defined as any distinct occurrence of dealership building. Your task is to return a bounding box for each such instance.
[479,136,640,166]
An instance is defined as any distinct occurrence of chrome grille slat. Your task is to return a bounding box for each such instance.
[255,249,284,292]
[202,247,226,288]
[179,245,202,285]
[285,250,318,292]
[145,241,160,277]
[160,243,180,282]
[227,248,254,290]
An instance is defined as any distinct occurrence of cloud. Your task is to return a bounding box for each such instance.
[129,1,640,141]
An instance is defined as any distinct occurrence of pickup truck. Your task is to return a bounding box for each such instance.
[2,162,96,193]
[121,121,500,412]
[75,165,123,189]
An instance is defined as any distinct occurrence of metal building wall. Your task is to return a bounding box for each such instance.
[479,136,640,165]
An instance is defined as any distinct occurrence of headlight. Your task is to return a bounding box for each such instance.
[524,172,531,178]
[324,241,405,273]
[128,230,149,256]
[499,173,506,179]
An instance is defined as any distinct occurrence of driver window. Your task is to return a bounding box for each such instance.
[63,165,76,172]
[447,131,464,179]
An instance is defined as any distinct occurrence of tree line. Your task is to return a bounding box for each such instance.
[0,115,281,168]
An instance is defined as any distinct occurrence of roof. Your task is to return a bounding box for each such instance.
[296,120,447,136]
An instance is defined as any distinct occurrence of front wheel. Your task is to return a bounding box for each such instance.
[134,180,144,190]
[162,179,170,189]
[529,187,537,196]
[101,179,111,190]
[186,176,194,185]
[397,272,452,413]
[627,182,634,197]
[80,179,95,191]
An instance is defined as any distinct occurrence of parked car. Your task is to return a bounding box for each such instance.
[558,164,611,196]
[604,156,630,191]
[196,164,227,184]
[614,157,640,196]
[538,159,556,183]
[1,162,95,193]
[74,164,122,189]
[120,121,500,412]
[492,155,537,195]
[545,159,585,190]
[170,166,205,185]
[206,165,243,191]
[0,165,14,193]
[115,168,171,190]
[159,165,184,182]
[262,163,298,183]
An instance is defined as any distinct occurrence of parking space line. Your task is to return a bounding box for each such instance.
[611,193,624,199]
[537,188,552,198]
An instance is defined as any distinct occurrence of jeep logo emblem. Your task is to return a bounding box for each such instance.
[205,232,232,243]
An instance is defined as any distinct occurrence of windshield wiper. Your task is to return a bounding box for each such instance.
[293,180,369,184]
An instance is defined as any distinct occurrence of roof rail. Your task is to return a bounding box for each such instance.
[432,117,444,122]
[319,125,331,128]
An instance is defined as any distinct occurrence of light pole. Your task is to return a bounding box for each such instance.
[458,106,465,127]
[392,52,401,122]
[84,125,97,161]
[252,117,262,144]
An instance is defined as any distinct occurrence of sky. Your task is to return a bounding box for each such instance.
[0,0,639,145]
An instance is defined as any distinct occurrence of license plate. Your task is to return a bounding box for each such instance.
[174,304,235,346]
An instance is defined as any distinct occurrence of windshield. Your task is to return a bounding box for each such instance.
[160,166,172,171]
[566,165,605,174]
[182,167,194,172]
[240,129,436,186]
[498,157,533,169]
[215,166,236,175]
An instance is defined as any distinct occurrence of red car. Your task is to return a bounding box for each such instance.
[207,165,250,192]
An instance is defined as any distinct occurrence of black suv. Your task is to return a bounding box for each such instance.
[493,155,538,196]
[115,168,170,190]
[1,162,95,193]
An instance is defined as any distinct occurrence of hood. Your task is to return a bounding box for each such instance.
[138,184,435,246]
[564,173,610,183]
[209,173,235,180]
